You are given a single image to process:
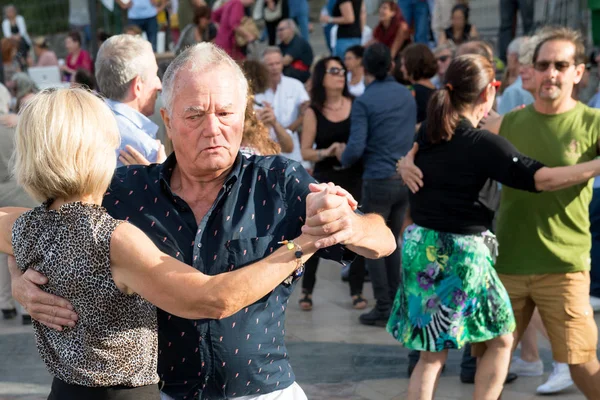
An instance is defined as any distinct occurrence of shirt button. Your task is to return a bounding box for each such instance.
[512,157,518,162]
[198,243,202,248]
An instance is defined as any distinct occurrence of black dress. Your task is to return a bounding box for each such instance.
[302,105,365,297]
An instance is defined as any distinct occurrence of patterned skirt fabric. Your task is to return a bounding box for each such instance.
[387,224,516,352]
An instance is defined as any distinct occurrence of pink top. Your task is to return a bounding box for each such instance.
[65,49,93,81]
[36,50,59,67]
[212,0,246,60]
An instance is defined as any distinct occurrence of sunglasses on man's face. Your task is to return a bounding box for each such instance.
[533,60,574,72]
[326,67,346,76]
[437,55,451,63]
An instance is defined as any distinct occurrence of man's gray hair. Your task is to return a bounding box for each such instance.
[262,46,282,59]
[95,34,153,101]
[433,42,456,56]
[518,34,546,65]
[279,18,298,33]
[162,42,248,115]
[507,36,529,56]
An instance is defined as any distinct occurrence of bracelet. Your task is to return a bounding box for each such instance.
[278,240,305,285]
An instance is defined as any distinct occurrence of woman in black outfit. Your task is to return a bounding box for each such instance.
[393,54,600,400]
[300,56,366,311]
[440,4,478,46]
[264,0,288,46]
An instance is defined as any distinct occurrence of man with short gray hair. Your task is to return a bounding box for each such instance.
[12,42,396,400]
[277,19,313,83]
[255,46,309,165]
[498,36,535,114]
[95,34,165,167]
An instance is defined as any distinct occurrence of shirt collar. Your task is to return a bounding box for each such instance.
[158,152,244,202]
[106,99,159,137]
[365,75,394,89]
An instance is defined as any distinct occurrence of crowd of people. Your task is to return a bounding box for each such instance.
[0,1,600,400]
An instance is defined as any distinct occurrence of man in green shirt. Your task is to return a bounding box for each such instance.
[399,27,600,399]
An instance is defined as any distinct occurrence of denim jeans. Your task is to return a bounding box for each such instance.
[323,24,334,53]
[292,14,310,41]
[498,0,534,62]
[129,16,159,51]
[590,188,600,297]
[334,37,362,58]
[397,0,430,44]
[361,179,409,311]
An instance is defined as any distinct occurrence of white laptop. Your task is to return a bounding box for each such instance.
[27,66,66,89]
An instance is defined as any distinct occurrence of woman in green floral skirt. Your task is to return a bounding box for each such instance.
[390,54,600,400]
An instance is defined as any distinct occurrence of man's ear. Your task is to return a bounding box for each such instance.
[160,107,172,139]
[573,63,586,85]
[131,75,143,99]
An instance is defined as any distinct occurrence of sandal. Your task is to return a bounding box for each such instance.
[352,294,368,310]
[299,292,313,311]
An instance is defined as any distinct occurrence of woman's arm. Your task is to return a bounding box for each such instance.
[0,208,30,255]
[439,30,448,45]
[475,131,600,193]
[470,25,479,40]
[534,161,600,192]
[332,1,355,25]
[2,20,10,39]
[110,223,319,320]
[390,21,409,60]
[360,1,367,32]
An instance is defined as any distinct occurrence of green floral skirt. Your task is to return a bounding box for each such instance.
[387,224,516,352]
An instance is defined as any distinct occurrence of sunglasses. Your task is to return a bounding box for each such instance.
[533,60,574,72]
[437,55,451,62]
[326,67,346,76]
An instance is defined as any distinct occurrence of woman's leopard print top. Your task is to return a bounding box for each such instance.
[12,202,159,387]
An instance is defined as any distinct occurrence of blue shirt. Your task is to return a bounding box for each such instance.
[342,76,416,179]
[497,76,534,115]
[106,99,159,167]
[128,0,158,19]
[103,154,350,399]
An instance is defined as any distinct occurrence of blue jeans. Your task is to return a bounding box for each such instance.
[128,16,159,51]
[323,24,334,53]
[292,14,310,41]
[334,37,361,58]
[397,0,430,44]
[590,188,600,297]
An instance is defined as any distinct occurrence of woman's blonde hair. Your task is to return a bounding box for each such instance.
[14,88,120,202]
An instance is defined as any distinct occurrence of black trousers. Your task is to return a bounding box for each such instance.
[47,378,160,400]
[302,254,366,296]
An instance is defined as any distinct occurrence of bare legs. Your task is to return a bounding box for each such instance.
[407,350,448,400]
[473,334,514,400]
[569,360,600,399]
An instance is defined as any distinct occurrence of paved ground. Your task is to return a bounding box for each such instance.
[1,259,598,400]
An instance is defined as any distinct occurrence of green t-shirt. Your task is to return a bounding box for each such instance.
[495,102,600,275]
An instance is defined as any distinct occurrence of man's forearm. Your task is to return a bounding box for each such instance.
[273,122,294,153]
[346,213,396,259]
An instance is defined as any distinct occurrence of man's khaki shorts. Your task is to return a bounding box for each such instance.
[471,271,598,364]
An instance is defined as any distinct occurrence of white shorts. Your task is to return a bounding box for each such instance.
[160,382,307,400]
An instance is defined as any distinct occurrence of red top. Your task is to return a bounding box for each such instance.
[212,0,246,61]
[65,49,93,81]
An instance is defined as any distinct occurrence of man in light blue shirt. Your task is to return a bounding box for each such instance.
[498,36,534,115]
[95,34,164,167]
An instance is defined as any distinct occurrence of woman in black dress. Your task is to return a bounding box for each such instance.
[400,43,438,126]
[300,56,366,310]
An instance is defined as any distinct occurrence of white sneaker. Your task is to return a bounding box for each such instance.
[536,362,574,394]
[590,296,600,312]
[509,356,544,377]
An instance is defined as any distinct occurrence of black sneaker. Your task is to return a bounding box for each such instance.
[22,315,32,325]
[359,307,390,327]
[1,308,16,320]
